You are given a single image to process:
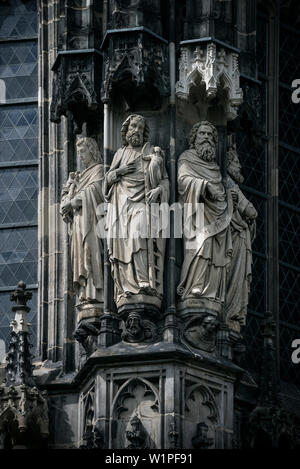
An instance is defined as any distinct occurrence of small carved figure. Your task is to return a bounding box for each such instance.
[192,422,214,449]
[126,415,146,449]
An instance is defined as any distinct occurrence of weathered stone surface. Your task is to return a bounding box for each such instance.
[60,137,105,309]
[225,145,257,333]
[104,114,169,310]
[177,121,233,313]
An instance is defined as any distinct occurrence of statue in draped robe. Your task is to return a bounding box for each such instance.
[104,114,169,308]
[60,137,104,307]
[225,144,257,332]
[177,121,233,314]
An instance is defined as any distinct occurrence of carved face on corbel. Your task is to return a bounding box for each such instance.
[125,313,144,342]
[183,315,218,352]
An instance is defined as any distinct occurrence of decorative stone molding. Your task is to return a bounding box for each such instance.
[184,384,219,449]
[176,42,243,120]
[0,385,49,448]
[112,378,159,448]
[50,50,102,134]
[0,282,49,449]
[101,30,170,107]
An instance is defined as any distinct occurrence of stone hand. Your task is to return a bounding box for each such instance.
[117,162,136,176]
[61,201,73,215]
[244,205,257,220]
[71,198,82,210]
[146,187,161,204]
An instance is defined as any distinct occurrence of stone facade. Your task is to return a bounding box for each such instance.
[0,0,299,450]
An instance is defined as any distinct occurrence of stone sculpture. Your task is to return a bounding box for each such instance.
[225,144,257,332]
[104,114,169,309]
[183,314,218,352]
[177,121,233,314]
[60,137,104,317]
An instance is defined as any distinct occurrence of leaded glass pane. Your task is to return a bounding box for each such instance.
[0,0,37,39]
[279,16,300,384]
[279,147,300,206]
[0,41,38,101]
[279,325,300,384]
[0,288,37,356]
[0,227,37,288]
[280,25,300,86]
[0,166,38,224]
[279,208,300,267]
[243,312,263,374]
[236,130,267,193]
[0,104,38,162]
[257,15,268,76]
[279,265,300,327]
[279,86,300,150]
[249,255,266,314]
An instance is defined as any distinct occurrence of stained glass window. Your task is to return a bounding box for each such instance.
[279,19,300,384]
[0,105,38,163]
[0,0,38,356]
[236,10,268,376]
[0,41,38,102]
[0,0,37,39]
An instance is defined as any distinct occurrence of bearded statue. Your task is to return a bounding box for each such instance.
[104,114,169,309]
[177,121,233,315]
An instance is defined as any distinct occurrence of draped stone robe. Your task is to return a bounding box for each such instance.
[61,163,104,304]
[104,144,169,306]
[177,149,232,313]
[225,175,257,327]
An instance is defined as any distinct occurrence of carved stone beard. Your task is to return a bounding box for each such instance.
[126,130,144,147]
[227,164,244,184]
[195,140,216,162]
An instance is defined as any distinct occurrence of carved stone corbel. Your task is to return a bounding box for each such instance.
[182,314,219,353]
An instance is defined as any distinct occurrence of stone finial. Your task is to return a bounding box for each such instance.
[5,281,34,386]
[10,281,32,312]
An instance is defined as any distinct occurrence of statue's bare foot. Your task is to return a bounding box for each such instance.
[191,287,203,298]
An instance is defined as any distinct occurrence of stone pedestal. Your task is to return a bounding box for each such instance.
[76,302,104,323]
[42,343,242,449]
